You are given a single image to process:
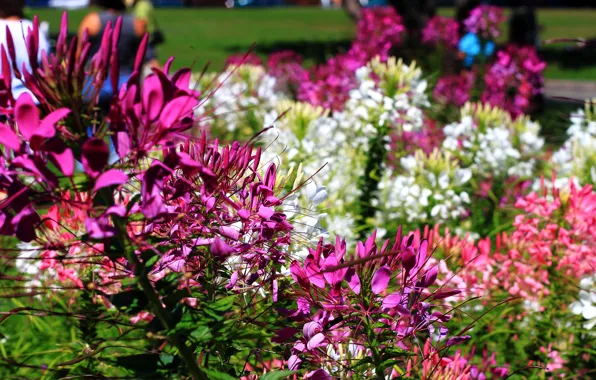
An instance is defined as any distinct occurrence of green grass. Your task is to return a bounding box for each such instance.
[29,7,596,79]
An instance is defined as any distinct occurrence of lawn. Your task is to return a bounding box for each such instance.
[30,7,596,80]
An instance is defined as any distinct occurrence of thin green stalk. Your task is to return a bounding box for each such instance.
[111,216,207,380]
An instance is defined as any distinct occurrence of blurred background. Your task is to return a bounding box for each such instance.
[23,0,596,101]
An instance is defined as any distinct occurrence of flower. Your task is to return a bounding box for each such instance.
[570,275,596,330]
[464,5,506,40]
[433,72,474,107]
[423,16,460,48]
[482,46,546,116]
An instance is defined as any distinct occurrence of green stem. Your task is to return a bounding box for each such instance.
[357,126,389,239]
[112,216,207,380]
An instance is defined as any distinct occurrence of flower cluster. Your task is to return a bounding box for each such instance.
[442,102,544,180]
[464,5,506,40]
[570,274,596,330]
[195,63,281,139]
[297,7,404,112]
[378,150,472,229]
[266,50,310,96]
[551,99,596,187]
[433,71,474,107]
[422,15,460,48]
[5,7,594,380]
[482,46,546,117]
[288,231,470,378]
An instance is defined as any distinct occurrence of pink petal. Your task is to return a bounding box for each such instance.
[142,74,164,121]
[288,355,302,371]
[416,239,428,269]
[49,146,74,176]
[371,265,391,295]
[0,124,20,150]
[159,96,198,128]
[39,108,70,138]
[303,321,322,340]
[381,292,402,311]
[116,131,130,159]
[94,169,128,191]
[419,265,438,288]
[290,261,310,288]
[14,92,41,141]
[210,238,235,256]
[322,254,347,286]
[306,333,326,351]
[105,204,127,217]
[258,205,274,220]
[305,259,325,289]
[306,369,331,380]
[82,138,109,177]
[219,226,240,240]
[172,68,192,90]
[345,267,361,294]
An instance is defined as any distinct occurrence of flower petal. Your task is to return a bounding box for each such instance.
[0,124,20,150]
[82,138,110,177]
[39,108,70,138]
[159,96,198,128]
[14,92,41,141]
[345,267,361,294]
[94,169,128,191]
[371,265,391,294]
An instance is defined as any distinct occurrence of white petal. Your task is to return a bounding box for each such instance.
[582,305,596,320]
[569,301,584,315]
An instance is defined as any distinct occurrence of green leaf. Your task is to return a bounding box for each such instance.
[159,353,175,366]
[260,370,297,380]
[351,355,374,369]
[201,368,237,380]
[208,295,236,312]
[191,326,213,343]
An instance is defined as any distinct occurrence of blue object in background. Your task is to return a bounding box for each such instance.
[153,0,184,6]
[26,0,50,5]
[363,0,388,6]
[458,32,495,67]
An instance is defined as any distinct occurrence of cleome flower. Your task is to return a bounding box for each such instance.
[442,102,544,180]
[550,99,596,188]
[377,149,472,230]
[286,229,469,379]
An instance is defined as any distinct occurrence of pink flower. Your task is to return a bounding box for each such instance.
[482,45,545,116]
[225,53,262,67]
[464,5,506,40]
[267,50,309,95]
[423,16,460,48]
[433,72,474,107]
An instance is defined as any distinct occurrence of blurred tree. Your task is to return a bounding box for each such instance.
[342,0,362,21]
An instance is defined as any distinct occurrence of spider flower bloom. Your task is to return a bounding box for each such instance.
[423,16,460,48]
[464,5,506,40]
[287,231,468,377]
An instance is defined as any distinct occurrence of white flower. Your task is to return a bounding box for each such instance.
[400,155,417,172]
[306,182,329,206]
[570,274,596,330]
[454,168,472,185]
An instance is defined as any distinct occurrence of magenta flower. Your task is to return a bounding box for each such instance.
[433,72,474,107]
[298,7,404,111]
[287,229,466,377]
[423,16,460,48]
[464,5,506,40]
[482,45,546,116]
[225,53,263,67]
[266,50,309,95]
